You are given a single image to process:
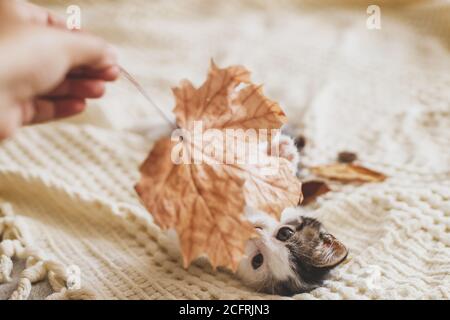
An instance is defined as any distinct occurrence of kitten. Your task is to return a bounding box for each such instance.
[134,122,348,295]
[236,134,348,296]
[237,208,348,296]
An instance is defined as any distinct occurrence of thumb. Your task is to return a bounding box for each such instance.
[57,30,117,71]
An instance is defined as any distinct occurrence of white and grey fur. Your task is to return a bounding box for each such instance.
[236,134,348,296]
[237,207,348,296]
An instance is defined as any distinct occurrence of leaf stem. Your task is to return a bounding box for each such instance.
[119,66,178,129]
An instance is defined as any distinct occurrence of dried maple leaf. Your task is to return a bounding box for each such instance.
[135,62,302,271]
[173,62,286,132]
[301,180,331,205]
[310,164,386,183]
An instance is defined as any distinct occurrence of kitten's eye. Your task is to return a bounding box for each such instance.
[251,253,264,270]
[276,227,294,242]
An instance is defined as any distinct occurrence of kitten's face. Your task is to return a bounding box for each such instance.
[237,213,348,296]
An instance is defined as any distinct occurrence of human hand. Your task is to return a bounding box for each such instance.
[0,1,119,140]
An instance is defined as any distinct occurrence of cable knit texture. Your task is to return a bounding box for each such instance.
[0,0,449,299]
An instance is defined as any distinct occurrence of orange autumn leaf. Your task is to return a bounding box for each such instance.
[136,138,254,270]
[310,164,387,183]
[135,62,302,271]
[173,61,286,132]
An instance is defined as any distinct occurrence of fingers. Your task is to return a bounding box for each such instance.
[0,97,86,140]
[28,3,120,81]
[69,65,120,81]
[0,107,21,140]
[0,0,65,28]
[5,26,118,99]
[59,31,118,71]
[46,79,105,99]
[19,101,34,124]
[30,99,86,124]
[19,1,66,28]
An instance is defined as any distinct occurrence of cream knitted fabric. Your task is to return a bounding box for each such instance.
[0,0,449,299]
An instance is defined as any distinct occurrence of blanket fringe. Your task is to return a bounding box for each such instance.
[0,202,95,300]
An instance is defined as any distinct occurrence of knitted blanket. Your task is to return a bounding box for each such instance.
[0,0,449,299]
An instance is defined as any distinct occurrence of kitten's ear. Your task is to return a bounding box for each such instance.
[311,233,348,268]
